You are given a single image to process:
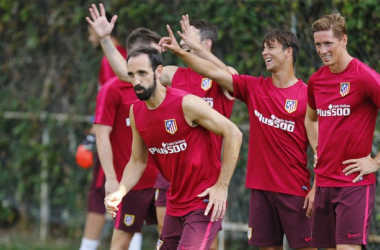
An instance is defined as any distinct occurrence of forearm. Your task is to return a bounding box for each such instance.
[100,36,130,82]
[305,117,318,154]
[118,160,147,195]
[96,136,117,180]
[217,127,242,187]
[175,49,233,91]
[193,45,230,73]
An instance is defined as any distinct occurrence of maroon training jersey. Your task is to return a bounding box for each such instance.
[233,74,310,197]
[172,67,235,162]
[133,87,221,216]
[95,77,158,190]
[98,45,127,86]
[308,58,380,187]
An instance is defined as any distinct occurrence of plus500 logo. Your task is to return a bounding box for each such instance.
[317,104,350,117]
[149,142,187,155]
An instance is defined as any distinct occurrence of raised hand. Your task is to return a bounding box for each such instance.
[86,3,117,39]
[161,25,183,54]
[178,14,203,50]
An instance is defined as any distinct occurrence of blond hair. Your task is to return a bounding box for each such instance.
[311,13,347,40]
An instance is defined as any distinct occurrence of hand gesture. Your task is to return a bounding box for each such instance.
[105,178,119,195]
[104,189,123,217]
[343,154,380,183]
[178,14,203,51]
[197,183,228,222]
[86,3,117,39]
[161,25,183,54]
[303,185,315,218]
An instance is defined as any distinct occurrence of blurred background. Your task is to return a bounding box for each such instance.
[1,0,380,249]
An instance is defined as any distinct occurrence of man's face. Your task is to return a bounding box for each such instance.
[262,39,287,73]
[127,54,157,101]
[314,29,346,69]
[88,26,100,48]
[179,26,204,55]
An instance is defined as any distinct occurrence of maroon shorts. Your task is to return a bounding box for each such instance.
[157,209,222,250]
[248,189,312,248]
[87,154,106,214]
[114,188,157,233]
[154,173,170,207]
[312,184,376,248]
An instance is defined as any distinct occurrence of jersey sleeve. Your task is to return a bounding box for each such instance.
[360,67,380,109]
[232,74,250,102]
[94,82,119,127]
[307,73,317,110]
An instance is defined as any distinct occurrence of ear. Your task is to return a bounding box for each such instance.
[155,65,163,79]
[342,34,348,47]
[285,47,293,58]
[202,39,212,51]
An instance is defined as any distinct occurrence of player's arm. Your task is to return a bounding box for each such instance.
[303,104,318,218]
[182,95,242,222]
[94,124,119,194]
[162,25,234,93]
[86,4,130,82]
[104,106,148,217]
[160,65,179,86]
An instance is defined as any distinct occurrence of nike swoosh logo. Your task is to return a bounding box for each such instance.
[304,237,312,242]
[347,233,361,238]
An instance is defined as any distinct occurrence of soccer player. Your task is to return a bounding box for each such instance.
[87,4,237,249]
[305,13,380,249]
[104,46,242,249]
[163,21,316,250]
[93,27,163,249]
[78,13,127,250]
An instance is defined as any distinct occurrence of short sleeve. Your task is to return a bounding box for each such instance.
[94,80,120,126]
[307,74,316,110]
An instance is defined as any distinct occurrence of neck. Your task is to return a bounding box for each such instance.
[330,52,353,73]
[145,84,167,110]
[271,64,298,88]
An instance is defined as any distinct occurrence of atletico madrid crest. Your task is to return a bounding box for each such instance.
[284,99,298,113]
[201,78,212,91]
[165,119,177,134]
[124,214,135,227]
[340,82,350,97]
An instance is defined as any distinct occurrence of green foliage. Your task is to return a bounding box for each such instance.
[1,0,380,246]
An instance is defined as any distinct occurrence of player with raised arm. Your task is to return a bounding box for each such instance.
[305,13,380,249]
[91,27,163,249]
[104,46,242,249]
[163,20,316,250]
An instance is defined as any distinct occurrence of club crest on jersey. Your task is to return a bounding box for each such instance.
[156,240,163,250]
[247,227,252,240]
[201,78,212,91]
[284,99,297,113]
[165,119,177,134]
[124,214,135,227]
[340,82,350,97]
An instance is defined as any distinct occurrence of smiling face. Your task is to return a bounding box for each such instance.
[127,54,158,101]
[314,29,347,70]
[262,39,288,73]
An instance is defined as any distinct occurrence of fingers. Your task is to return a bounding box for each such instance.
[306,206,313,218]
[303,196,308,209]
[352,173,363,183]
[89,8,96,22]
[85,17,94,26]
[197,189,209,198]
[99,3,105,17]
[110,15,118,25]
[92,4,100,18]
[166,24,175,38]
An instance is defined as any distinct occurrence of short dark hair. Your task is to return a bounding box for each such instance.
[127,46,162,71]
[189,19,218,50]
[126,28,161,52]
[262,30,301,66]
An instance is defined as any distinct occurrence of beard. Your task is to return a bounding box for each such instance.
[134,74,157,101]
